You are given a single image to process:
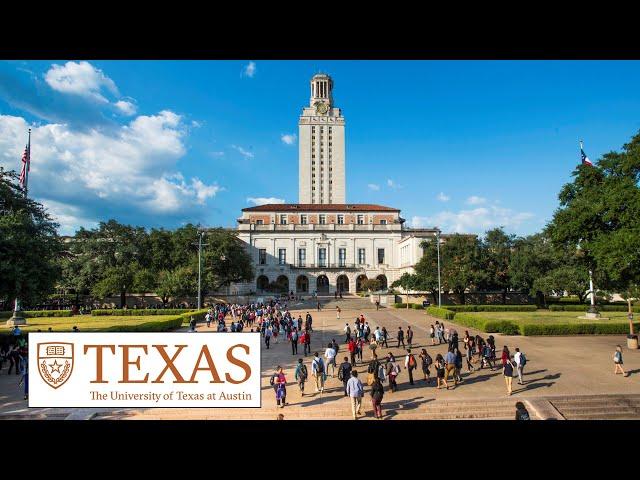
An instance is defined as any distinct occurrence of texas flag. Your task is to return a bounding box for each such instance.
[581,146,593,167]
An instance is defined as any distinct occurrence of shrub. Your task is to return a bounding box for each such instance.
[444,305,537,312]
[548,305,640,312]
[411,304,425,310]
[92,308,192,316]
[426,307,456,320]
[103,316,184,332]
[521,322,640,336]
[449,313,521,335]
[393,303,407,308]
[0,310,73,319]
[179,309,209,326]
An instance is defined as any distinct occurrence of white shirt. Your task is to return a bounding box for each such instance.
[325,347,336,359]
[514,351,523,366]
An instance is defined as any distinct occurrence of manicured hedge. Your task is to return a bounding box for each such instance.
[452,313,521,335]
[92,308,192,316]
[549,305,640,312]
[426,306,456,320]
[393,303,407,308]
[103,316,185,332]
[444,305,537,312]
[0,310,73,319]
[179,309,209,326]
[521,322,640,336]
[411,304,425,310]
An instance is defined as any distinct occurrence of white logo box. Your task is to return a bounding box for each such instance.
[29,332,261,408]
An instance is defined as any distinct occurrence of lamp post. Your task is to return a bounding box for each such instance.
[435,228,442,307]
[196,231,209,310]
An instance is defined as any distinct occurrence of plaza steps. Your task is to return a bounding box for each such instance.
[547,394,640,420]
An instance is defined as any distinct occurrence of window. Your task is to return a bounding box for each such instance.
[259,249,267,265]
[337,215,344,225]
[278,248,286,265]
[298,248,306,267]
[358,248,366,265]
[318,248,327,267]
[256,219,263,225]
[300,214,307,225]
[377,248,385,265]
[319,214,326,225]
[280,215,287,225]
[380,219,387,225]
[338,248,346,267]
[357,215,364,225]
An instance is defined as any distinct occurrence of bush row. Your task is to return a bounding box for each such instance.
[549,305,640,312]
[450,313,521,335]
[426,306,456,320]
[0,310,73,319]
[103,316,185,332]
[443,305,537,312]
[92,308,192,316]
[179,309,210,326]
[521,322,640,336]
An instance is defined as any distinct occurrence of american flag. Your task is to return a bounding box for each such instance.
[580,145,593,167]
[19,144,30,190]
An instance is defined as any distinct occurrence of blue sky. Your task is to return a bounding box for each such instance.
[1,60,639,236]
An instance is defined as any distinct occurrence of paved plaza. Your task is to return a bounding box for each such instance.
[2,299,640,420]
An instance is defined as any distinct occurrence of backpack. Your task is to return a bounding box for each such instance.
[315,359,324,374]
[520,353,527,366]
[269,374,276,386]
[408,354,416,368]
[299,364,308,380]
[425,353,433,366]
[394,363,401,375]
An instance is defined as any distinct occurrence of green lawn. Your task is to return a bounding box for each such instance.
[467,310,632,325]
[1,314,183,333]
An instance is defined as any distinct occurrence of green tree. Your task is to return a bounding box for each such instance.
[414,239,441,305]
[361,278,381,292]
[156,266,197,306]
[440,234,482,304]
[0,169,62,309]
[546,131,640,303]
[479,227,515,303]
[510,233,558,305]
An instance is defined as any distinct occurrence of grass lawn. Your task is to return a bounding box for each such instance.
[0,314,183,333]
[467,310,632,325]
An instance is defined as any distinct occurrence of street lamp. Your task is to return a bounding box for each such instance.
[435,227,442,307]
[196,230,209,310]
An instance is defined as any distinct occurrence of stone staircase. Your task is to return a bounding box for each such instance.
[547,394,640,420]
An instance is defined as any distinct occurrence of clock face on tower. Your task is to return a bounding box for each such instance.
[315,102,329,115]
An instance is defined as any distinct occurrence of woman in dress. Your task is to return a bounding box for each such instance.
[370,377,385,419]
[430,324,436,346]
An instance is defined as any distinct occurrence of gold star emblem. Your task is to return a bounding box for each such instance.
[49,360,63,373]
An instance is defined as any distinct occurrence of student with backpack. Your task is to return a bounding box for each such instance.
[294,358,308,396]
[344,323,351,343]
[311,352,326,393]
[273,366,287,408]
[397,327,406,349]
[367,354,381,385]
[347,338,356,365]
[370,377,385,419]
[513,347,526,384]
[406,326,414,349]
[386,353,401,392]
[290,328,299,355]
[404,349,417,385]
[338,356,353,396]
[419,348,432,383]
[381,327,389,348]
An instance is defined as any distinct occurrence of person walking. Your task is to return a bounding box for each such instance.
[367,353,381,385]
[613,345,627,376]
[264,325,272,349]
[347,337,356,365]
[454,347,464,383]
[345,370,364,419]
[274,366,287,408]
[386,354,400,392]
[344,323,351,343]
[503,355,515,395]
[324,343,337,377]
[290,328,299,355]
[513,347,526,384]
[311,352,326,393]
[294,358,308,397]
[435,353,448,390]
[381,327,389,348]
[336,306,341,320]
[368,337,378,360]
[430,324,436,346]
[404,349,417,386]
[338,356,353,396]
[370,377,384,419]
[466,337,476,372]
[356,336,364,364]
[444,347,458,388]
[205,312,211,328]
[396,327,406,349]
[303,330,311,357]
[501,345,511,367]
[406,326,414,349]
[419,348,432,383]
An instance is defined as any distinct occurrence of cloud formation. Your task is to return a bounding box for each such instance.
[368,183,380,191]
[466,195,487,205]
[247,197,285,206]
[242,61,256,78]
[231,144,254,159]
[44,61,118,102]
[387,179,403,189]
[281,133,297,145]
[411,206,534,234]
[437,192,450,202]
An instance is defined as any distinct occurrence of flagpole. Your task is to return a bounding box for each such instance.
[24,128,31,197]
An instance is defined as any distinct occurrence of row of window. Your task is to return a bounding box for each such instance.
[259,248,385,266]
[264,215,387,225]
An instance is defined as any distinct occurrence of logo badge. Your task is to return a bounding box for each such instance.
[37,342,74,389]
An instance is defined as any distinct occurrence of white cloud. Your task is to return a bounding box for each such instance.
[44,61,118,103]
[231,144,254,159]
[437,192,450,202]
[411,206,534,234]
[247,197,285,206]
[0,113,222,232]
[466,195,486,205]
[387,179,403,189]
[368,183,380,191]
[209,151,225,157]
[242,61,256,78]
[114,100,137,116]
[281,133,297,145]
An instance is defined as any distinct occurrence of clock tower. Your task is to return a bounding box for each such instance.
[299,73,346,204]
